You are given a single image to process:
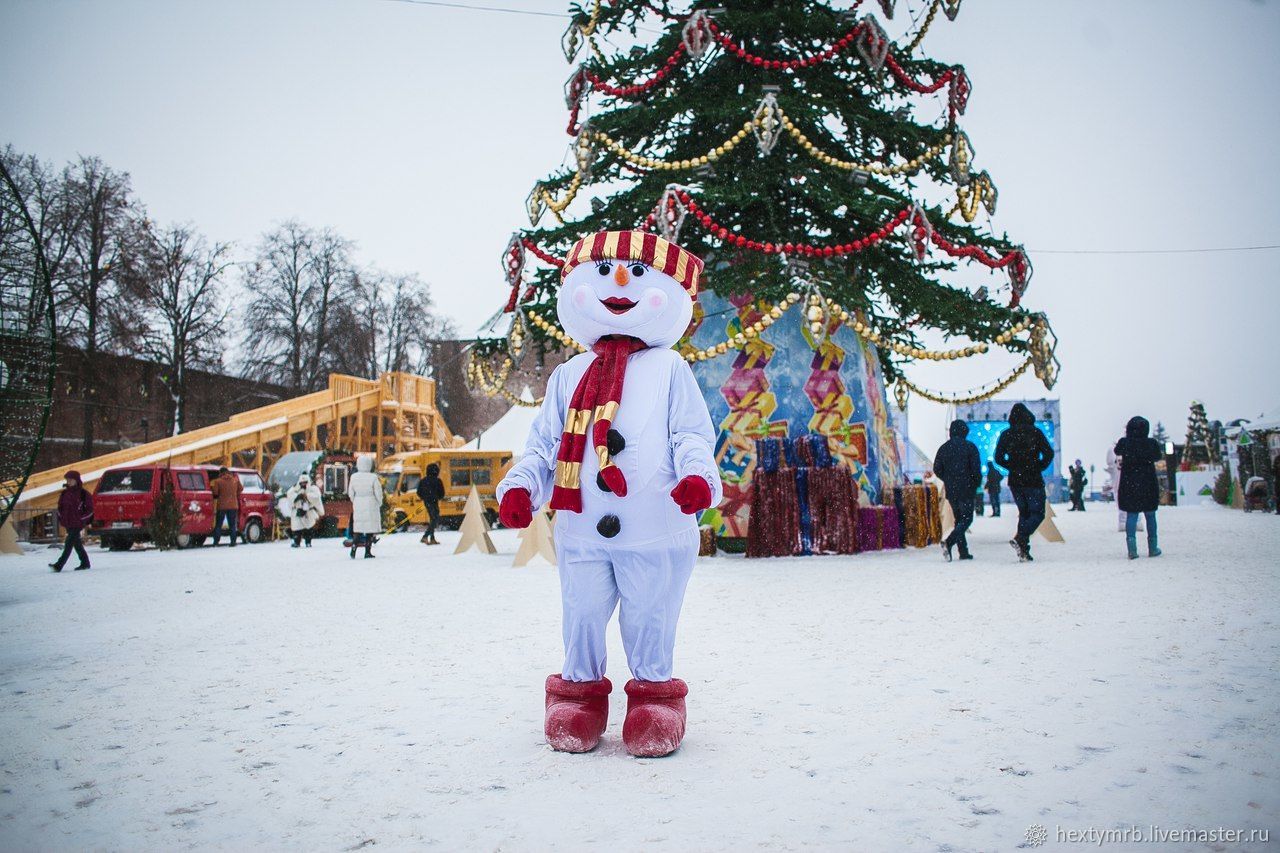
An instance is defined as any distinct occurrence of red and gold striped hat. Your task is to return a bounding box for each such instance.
[562,230,703,296]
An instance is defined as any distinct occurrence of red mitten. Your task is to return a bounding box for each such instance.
[670,475,713,514]
[498,488,533,529]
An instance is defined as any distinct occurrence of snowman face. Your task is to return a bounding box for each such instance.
[557,259,693,349]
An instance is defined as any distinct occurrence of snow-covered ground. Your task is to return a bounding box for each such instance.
[1,504,1277,852]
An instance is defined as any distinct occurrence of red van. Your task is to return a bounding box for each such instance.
[90,465,275,550]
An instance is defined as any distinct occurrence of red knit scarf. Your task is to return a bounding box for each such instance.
[550,335,648,512]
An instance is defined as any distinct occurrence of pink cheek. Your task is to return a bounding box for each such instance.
[648,293,665,309]
[572,287,588,307]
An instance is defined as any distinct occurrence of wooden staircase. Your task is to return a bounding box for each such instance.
[14,371,460,516]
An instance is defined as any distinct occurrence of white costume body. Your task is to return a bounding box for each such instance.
[498,349,721,682]
[497,250,721,684]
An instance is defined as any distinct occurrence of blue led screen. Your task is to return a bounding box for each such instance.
[968,420,1058,475]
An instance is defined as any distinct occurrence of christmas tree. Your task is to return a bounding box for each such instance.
[472,0,1058,392]
[469,0,1061,535]
[1183,400,1218,468]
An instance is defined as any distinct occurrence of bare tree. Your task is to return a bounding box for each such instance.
[59,156,145,457]
[327,268,455,380]
[126,223,233,435]
[0,147,83,322]
[241,222,355,394]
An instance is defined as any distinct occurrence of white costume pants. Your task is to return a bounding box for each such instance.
[556,527,699,683]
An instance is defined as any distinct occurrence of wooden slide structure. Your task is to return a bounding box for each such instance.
[13,371,460,518]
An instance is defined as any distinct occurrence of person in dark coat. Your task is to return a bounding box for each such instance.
[994,403,1054,561]
[1273,451,1280,515]
[1068,460,1088,512]
[416,462,446,545]
[1114,415,1163,559]
[933,419,982,561]
[985,462,1003,517]
[50,470,94,572]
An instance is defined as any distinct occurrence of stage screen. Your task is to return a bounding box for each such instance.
[968,420,1058,475]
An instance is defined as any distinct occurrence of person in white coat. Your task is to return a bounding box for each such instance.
[347,455,384,560]
[281,474,324,547]
[498,229,721,759]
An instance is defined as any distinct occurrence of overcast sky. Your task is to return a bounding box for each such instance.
[3,0,1278,477]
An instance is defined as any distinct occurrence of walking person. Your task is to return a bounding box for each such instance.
[933,420,982,561]
[210,467,244,546]
[994,403,1055,562]
[974,485,985,517]
[1273,451,1280,515]
[985,461,1003,517]
[348,455,385,559]
[1068,460,1088,512]
[1114,416,1162,559]
[49,470,94,572]
[282,474,323,548]
[416,462,445,545]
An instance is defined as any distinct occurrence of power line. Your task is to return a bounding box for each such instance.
[1029,244,1280,256]
[375,0,568,18]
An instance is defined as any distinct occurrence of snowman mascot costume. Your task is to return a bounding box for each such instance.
[497,230,722,757]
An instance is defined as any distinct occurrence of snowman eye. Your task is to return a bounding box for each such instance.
[629,264,646,277]
[595,262,612,276]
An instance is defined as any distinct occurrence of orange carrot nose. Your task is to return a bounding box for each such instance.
[613,265,630,286]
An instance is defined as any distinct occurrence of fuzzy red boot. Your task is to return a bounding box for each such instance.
[622,678,688,757]
[544,674,612,753]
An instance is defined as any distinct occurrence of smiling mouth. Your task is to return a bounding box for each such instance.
[601,297,637,315]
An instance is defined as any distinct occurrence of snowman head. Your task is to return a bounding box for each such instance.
[557,230,703,349]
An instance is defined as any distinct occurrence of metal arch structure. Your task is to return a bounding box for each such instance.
[0,159,59,531]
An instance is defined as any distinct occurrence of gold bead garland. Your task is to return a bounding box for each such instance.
[775,108,952,177]
[590,122,756,172]
[587,107,950,178]
[534,99,955,223]
[517,294,1034,366]
[527,309,586,352]
[821,295,1036,361]
[954,171,998,223]
[904,0,943,53]
[482,298,1043,407]
[896,357,1033,405]
[681,293,802,361]
[499,387,544,407]
[467,351,513,391]
[466,351,546,407]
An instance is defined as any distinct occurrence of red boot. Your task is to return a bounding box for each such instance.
[622,678,688,757]
[544,674,612,753]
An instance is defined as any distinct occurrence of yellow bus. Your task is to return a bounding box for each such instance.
[380,449,513,531]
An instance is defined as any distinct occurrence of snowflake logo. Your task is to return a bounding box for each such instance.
[1024,823,1049,847]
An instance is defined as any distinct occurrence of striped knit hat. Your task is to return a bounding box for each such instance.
[562,230,703,296]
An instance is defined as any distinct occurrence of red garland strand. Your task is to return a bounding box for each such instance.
[707,19,865,71]
[511,199,1028,310]
[675,189,910,256]
[572,0,962,126]
[566,98,583,136]
[883,52,953,94]
[585,42,688,98]
[521,238,565,268]
[927,230,1022,270]
[519,202,1023,277]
